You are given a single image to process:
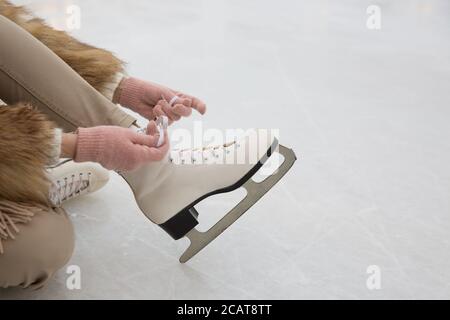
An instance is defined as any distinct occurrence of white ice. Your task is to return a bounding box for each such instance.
[1,0,450,299]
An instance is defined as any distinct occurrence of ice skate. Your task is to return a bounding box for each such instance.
[121,128,296,263]
[48,160,110,206]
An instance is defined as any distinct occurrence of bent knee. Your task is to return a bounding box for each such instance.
[0,207,74,289]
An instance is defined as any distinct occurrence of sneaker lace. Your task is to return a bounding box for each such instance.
[49,172,91,206]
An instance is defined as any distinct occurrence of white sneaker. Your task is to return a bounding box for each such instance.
[48,160,110,206]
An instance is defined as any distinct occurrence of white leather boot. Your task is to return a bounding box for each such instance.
[121,128,296,262]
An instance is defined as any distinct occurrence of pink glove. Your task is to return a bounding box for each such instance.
[115,77,206,123]
[74,122,169,171]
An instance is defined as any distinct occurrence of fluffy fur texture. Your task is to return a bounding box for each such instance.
[0,0,125,205]
[0,1,126,255]
[0,103,56,206]
[0,0,125,98]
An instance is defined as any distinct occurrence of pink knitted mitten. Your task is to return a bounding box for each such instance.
[116,77,206,123]
[74,123,169,171]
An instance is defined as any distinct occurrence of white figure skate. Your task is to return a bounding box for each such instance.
[48,160,110,206]
[121,128,296,263]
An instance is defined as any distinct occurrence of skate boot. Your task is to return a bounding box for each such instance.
[121,129,296,263]
[48,160,110,206]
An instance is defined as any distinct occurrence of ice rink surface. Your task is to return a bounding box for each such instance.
[1,0,449,299]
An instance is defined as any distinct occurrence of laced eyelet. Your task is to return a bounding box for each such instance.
[50,171,92,206]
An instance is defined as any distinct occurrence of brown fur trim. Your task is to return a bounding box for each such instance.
[0,0,125,98]
[0,103,56,205]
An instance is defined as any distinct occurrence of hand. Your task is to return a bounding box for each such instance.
[114,77,206,124]
[74,122,169,171]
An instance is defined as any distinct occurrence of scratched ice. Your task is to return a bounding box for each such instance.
[1,0,449,299]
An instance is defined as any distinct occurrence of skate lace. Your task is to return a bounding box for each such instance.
[49,172,91,207]
[136,116,168,147]
[169,141,241,164]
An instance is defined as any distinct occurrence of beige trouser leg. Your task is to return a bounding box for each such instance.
[0,207,75,289]
[0,15,136,131]
[0,16,136,288]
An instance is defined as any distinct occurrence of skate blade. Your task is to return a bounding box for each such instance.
[179,145,297,263]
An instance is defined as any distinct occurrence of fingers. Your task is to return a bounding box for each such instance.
[190,96,207,115]
[180,97,192,108]
[160,88,177,104]
[146,120,158,135]
[162,102,181,122]
[157,99,192,116]
[174,97,194,116]
[132,122,166,145]
[131,78,206,122]
[154,96,194,119]
[176,93,206,115]
[131,131,159,147]
[154,99,179,123]
[145,120,164,147]
[152,104,166,119]
[136,133,170,162]
[164,89,206,116]
[172,103,192,117]
[152,88,207,125]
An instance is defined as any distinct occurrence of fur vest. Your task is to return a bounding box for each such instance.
[0,0,124,204]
